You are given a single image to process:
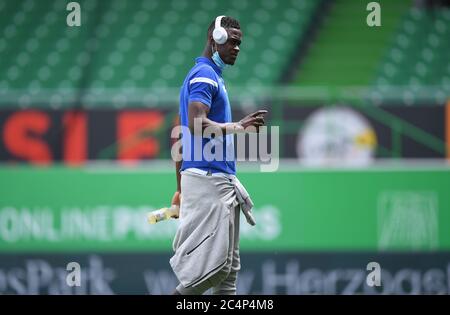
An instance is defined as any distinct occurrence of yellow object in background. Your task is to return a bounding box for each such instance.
[355,129,377,147]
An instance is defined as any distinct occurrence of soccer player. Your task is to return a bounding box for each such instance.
[169,15,267,295]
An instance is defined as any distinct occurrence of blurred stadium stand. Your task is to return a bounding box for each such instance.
[372,7,450,104]
[0,0,320,107]
[0,0,446,107]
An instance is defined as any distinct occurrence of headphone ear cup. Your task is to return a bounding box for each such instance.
[213,27,228,45]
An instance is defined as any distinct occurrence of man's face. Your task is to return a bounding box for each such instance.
[216,28,242,66]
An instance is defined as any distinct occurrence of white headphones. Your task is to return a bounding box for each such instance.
[212,15,227,45]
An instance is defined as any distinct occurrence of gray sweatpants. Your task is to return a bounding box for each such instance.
[174,171,241,295]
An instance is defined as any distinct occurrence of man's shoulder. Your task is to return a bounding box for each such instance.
[188,62,218,81]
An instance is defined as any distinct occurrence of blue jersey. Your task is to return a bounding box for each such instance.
[179,57,236,174]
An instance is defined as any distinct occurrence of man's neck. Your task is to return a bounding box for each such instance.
[202,45,213,61]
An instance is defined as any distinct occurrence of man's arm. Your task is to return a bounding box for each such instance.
[170,159,181,214]
[171,115,182,211]
[175,160,181,193]
[188,101,267,135]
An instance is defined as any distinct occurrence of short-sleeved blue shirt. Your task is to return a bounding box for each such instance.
[179,57,235,174]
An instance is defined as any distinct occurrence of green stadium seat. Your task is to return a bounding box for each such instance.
[373,7,450,103]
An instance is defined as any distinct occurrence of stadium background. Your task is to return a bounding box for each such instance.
[0,0,449,294]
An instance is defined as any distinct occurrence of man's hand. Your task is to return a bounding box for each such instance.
[237,110,268,132]
[170,191,181,218]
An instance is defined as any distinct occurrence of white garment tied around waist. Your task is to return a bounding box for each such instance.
[181,168,255,226]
